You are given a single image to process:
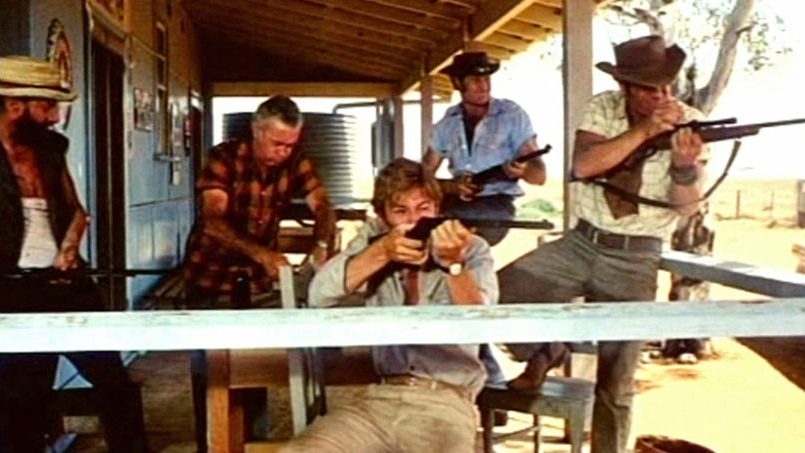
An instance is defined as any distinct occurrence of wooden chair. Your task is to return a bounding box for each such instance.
[477,376,594,453]
[206,266,376,453]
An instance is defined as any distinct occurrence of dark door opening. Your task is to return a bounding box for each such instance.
[90,39,127,310]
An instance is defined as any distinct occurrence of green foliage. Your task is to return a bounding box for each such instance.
[603,0,792,75]
[517,198,561,220]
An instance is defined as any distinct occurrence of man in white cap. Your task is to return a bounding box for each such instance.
[0,55,148,453]
[497,36,708,453]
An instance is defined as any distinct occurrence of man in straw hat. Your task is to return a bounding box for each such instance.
[423,51,548,408]
[0,55,148,452]
[496,36,708,453]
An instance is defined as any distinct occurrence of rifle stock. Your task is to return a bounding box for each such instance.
[644,118,805,150]
[405,216,554,241]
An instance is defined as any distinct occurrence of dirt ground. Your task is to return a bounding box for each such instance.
[75,178,805,453]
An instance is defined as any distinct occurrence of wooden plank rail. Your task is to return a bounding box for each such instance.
[1,299,805,353]
[661,251,805,297]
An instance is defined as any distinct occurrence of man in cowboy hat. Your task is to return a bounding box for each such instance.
[0,55,148,452]
[423,51,548,401]
[496,35,708,453]
[424,51,547,247]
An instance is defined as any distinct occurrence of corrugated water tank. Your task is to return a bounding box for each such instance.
[222,112,360,204]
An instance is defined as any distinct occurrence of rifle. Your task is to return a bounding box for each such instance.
[643,117,805,150]
[446,145,552,189]
[405,216,554,241]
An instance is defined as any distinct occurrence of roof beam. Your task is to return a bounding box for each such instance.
[238,0,448,44]
[498,19,553,41]
[517,3,563,31]
[189,1,433,53]
[203,28,401,80]
[483,31,533,53]
[368,0,476,21]
[304,0,459,32]
[212,82,395,98]
[400,0,534,94]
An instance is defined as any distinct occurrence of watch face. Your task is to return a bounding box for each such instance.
[449,262,463,276]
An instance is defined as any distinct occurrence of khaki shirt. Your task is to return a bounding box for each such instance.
[308,217,497,397]
[570,90,706,241]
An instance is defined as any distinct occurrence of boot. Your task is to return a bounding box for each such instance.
[507,343,570,392]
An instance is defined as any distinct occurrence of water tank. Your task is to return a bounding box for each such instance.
[221,112,360,204]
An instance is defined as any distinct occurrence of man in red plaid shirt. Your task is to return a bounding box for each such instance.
[183,95,336,451]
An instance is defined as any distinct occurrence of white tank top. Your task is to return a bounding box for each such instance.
[18,197,59,268]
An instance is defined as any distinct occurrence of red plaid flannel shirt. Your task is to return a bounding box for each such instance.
[183,139,322,293]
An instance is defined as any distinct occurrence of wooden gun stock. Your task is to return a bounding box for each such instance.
[468,144,552,186]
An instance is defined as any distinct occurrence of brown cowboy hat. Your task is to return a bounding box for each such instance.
[441,51,500,79]
[0,55,77,101]
[595,35,686,88]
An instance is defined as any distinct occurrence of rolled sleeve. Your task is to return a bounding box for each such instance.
[465,237,498,305]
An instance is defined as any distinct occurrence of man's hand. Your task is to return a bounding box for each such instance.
[310,245,328,272]
[635,100,684,139]
[670,127,704,167]
[380,223,428,266]
[254,249,291,280]
[430,220,472,269]
[503,159,527,180]
[441,175,480,201]
[54,246,80,271]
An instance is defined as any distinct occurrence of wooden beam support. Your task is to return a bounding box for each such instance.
[1,299,805,353]
[420,75,434,156]
[369,0,476,21]
[211,82,395,98]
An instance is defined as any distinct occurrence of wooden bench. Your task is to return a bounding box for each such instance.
[477,376,594,453]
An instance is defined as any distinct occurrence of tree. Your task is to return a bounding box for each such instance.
[602,0,791,115]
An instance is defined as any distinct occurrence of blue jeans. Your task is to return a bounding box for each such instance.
[497,230,661,453]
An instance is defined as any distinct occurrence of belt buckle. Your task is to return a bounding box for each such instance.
[590,229,600,244]
[622,235,631,250]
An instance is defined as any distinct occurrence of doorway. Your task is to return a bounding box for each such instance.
[90,38,127,310]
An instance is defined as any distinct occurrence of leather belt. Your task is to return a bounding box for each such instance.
[380,374,472,401]
[575,219,662,253]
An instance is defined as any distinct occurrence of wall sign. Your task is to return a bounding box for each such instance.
[46,19,73,131]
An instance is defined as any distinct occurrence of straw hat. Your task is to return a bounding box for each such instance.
[0,55,77,101]
[441,51,500,79]
[595,35,686,88]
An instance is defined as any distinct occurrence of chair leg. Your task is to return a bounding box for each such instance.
[481,408,495,453]
[568,407,584,453]
[532,414,541,453]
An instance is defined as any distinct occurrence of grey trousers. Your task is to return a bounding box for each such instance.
[497,230,661,453]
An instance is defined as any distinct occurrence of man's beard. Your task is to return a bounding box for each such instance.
[10,111,50,148]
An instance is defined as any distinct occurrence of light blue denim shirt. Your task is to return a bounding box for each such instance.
[430,98,536,197]
[308,217,498,396]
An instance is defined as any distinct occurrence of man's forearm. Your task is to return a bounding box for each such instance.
[669,164,706,216]
[60,209,88,254]
[445,271,485,305]
[313,201,337,246]
[573,128,649,179]
[202,218,269,261]
[343,240,390,293]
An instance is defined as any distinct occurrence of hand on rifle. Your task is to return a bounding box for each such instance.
[441,174,480,201]
[254,248,291,280]
[636,100,684,139]
[503,159,527,180]
[671,126,704,167]
[430,220,471,269]
[380,223,429,266]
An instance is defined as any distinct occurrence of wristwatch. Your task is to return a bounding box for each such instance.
[315,240,329,249]
[448,262,464,276]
